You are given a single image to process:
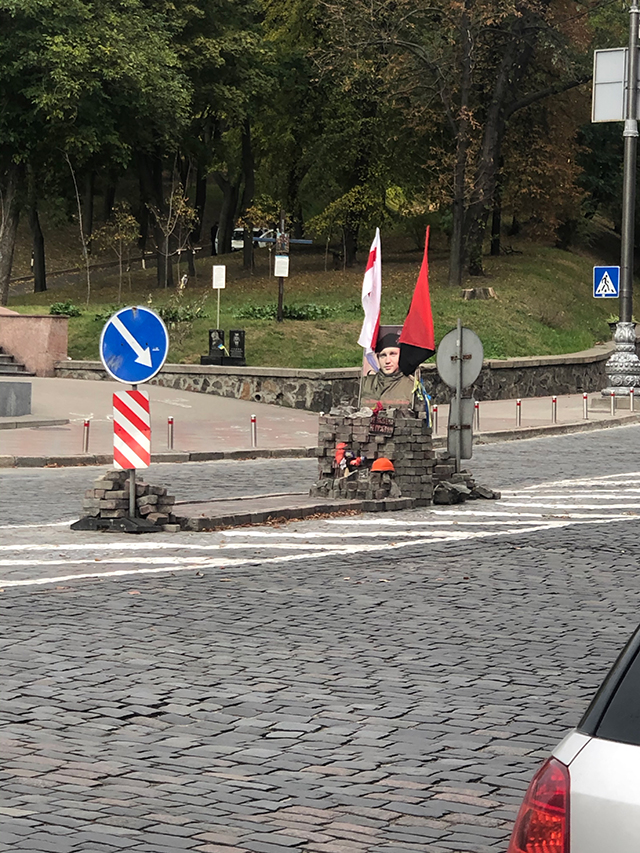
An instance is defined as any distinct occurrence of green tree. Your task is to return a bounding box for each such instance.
[0,0,190,305]
[318,0,593,283]
[94,202,141,301]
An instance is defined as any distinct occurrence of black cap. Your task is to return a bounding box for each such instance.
[375,331,400,353]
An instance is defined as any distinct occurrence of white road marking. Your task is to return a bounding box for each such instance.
[500,502,640,509]
[0,521,75,530]
[4,471,640,591]
[0,522,570,588]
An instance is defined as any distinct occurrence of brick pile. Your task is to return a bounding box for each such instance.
[432,453,500,503]
[311,408,435,506]
[82,471,180,531]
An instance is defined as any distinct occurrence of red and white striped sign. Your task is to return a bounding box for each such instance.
[113,390,151,469]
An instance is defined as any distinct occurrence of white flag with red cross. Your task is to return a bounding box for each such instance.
[113,390,151,469]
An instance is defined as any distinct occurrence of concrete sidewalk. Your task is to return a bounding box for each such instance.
[1,376,639,467]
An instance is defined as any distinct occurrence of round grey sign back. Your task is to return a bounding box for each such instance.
[436,327,484,389]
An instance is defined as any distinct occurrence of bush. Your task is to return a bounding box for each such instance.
[93,305,125,323]
[156,302,208,325]
[234,302,336,320]
[50,301,82,317]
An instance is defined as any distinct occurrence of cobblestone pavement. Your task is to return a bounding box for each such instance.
[2,427,640,852]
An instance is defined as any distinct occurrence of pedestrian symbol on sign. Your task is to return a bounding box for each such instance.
[596,271,617,295]
[593,266,620,298]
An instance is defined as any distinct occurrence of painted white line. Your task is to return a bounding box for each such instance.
[501,502,640,509]
[221,518,631,538]
[0,521,75,530]
[5,504,640,591]
[0,541,207,553]
[522,474,640,489]
[0,521,567,588]
[501,491,640,499]
[326,511,636,523]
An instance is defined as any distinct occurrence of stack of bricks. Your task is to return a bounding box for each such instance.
[312,408,435,506]
[82,471,179,531]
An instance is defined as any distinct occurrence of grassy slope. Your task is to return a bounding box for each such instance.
[8,227,628,369]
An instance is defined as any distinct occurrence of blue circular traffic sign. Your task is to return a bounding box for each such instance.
[100,306,169,384]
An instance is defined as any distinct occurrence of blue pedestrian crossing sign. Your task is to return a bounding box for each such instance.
[593,266,620,298]
[100,306,169,384]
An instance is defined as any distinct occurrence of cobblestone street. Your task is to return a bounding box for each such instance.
[2,428,640,852]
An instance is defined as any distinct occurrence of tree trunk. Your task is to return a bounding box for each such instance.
[463,14,536,275]
[240,121,255,271]
[243,224,254,271]
[215,172,240,255]
[343,221,359,267]
[286,167,304,239]
[103,173,117,221]
[137,154,172,287]
[192,166,207,243]
[83,171,95,252]
[447,1,472,287]
[29,201,46,293]
[490,157,504,257]
[490,193,502,256]
[0,164,23,306]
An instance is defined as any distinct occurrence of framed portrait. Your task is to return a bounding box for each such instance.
[360,325,416,408]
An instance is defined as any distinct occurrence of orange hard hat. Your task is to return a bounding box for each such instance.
[371,457,394,472]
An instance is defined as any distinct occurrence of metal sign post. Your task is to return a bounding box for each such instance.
[252,211,312,322]
[593,7,640,395]
[98,306,169,532]
[212,265,226,329]
[436,322,484,471]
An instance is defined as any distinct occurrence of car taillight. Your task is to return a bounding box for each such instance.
[507,757,570,853]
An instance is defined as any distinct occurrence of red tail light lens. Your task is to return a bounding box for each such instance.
[507,757,570,853]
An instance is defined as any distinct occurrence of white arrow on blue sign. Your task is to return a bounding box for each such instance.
[593,265,620,298]
[100,306,169,384]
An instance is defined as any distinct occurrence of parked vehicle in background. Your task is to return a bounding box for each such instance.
[230,227,274,251]
[256,229,276,248]
[508,624,640,853]
[231,228,246,251]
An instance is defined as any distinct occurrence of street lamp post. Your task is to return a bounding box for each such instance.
[604,2,640,396]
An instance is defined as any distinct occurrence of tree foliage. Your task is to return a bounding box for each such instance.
[0,0,630,303]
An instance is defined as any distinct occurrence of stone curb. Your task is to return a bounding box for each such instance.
[472,413,640,445]
[175,496,417,531]
[0,446,318,469]
[3,416,640,469]
[0,418,69,430]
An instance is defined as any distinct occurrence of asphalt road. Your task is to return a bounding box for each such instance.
[2,426,640,852]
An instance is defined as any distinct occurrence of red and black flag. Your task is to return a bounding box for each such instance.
[399,227,435,376]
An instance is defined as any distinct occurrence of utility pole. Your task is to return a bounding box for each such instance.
[621,3,639,325]
[603,3,640,397]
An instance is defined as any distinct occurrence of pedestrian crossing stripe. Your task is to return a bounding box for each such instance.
[593,265,620,298]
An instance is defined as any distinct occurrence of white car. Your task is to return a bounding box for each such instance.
[508,625,640,852]
[231,227,272,251]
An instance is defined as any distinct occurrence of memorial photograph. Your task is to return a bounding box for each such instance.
[360,325,416,408]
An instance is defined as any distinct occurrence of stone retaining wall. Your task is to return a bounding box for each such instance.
[55,342,614,411]
[2,314,68,376]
